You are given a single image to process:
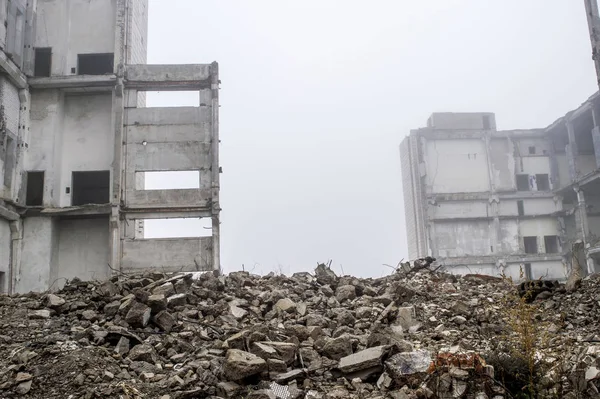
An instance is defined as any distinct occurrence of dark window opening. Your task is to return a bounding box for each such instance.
[25,171,44,206]
[517,200,524,216]
[0,272,5,294]
[72,171,110,206]
[77,53,114,75]
[523,263,533,280]
[482,115,491,130]
[524,236,538,254]
[528,146,536,155]
[34,48,52,77]
[544,235,559,254]
[536,174,550,191]
[516,174,530,191]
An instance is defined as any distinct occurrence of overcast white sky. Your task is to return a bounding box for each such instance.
[143,0,597,278]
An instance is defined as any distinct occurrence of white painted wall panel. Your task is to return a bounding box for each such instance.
[520,156,551,175]
[555,154,570,188]
[426,139,490,193]
[16,217,55,293]
[530,261,567,280]
[434,220,492,257]
[499,220,519,253]
[489,138,515,191]
[576,155,597,177]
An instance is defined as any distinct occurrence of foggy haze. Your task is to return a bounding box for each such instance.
[143,0,597,277]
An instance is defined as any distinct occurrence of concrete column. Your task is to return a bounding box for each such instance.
[566,120,578,181]
[8,219,22,294]
[575,186,590,245]
[209,62,221,274]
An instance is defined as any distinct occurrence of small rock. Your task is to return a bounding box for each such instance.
[81,310,98,321]
[103,301,121,317]
[147,294,167,314]
[153,282,175,297]
[230,304,248,319]
[15,380,32,395]
[128,344,155,363]
[115,336,130,355]
[15,372,33,382]
[29,309,51,319]
[103,371,114,381]
[315,263,338,286]
[153,310,176,332]
[274,369,305,384]
[322,336,353,360]
[338,345,389,373]
[451,315,467,325]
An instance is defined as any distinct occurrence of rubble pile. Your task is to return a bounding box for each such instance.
[0,263,599,398]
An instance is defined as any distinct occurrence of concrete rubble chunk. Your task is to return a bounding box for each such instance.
[15,380,32,395]
[274,298,296,313]
[29,309,51,319]
[338,345,389,374]
[45,294,66,308]
[315,263,338,286]
[15,372,33,382]
[385,350,432,377]
[125,301,151,328]
[128,344,156,363]
[153,310,176,332]
[223,349,267,380]
[166,293,187,307]
[335,285,357,302]
[147,294,167,314]
[153,282,175,297]
[114,336,130,355]
[229,303,248,319]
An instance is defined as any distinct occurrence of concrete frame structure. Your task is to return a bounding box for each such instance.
[401,102,600,280]
[0,0,221,294]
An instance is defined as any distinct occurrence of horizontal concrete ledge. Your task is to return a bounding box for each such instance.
[124,63,217,91]
[430,214,561,222]
[122,208,212,220]
[439,254,564,267]
[28,75,117,90]
[555,170,600,192]
[414,128,546,140]
[0,51,27,89]
[24,204,112,218]
[428,191,557,201]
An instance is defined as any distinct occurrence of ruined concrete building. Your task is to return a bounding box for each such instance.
[400,105,600,280]
[0,0,221,294]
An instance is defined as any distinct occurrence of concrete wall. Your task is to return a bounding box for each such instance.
[489,138,515,191]
[499,220,520,253]
[520,156,551,176]
[431,201,489,219]
[34,0,116,76]
[0,219,10,293]
[514,137,551,156]
[427,113,496,130]
[576,155,597,177]
[27,89,64,206]
[60,94,113,207]
[0,76,21,134]
[425,139,490,193]
[498,198,559,216]
[121,237,213,272]
[16,217,56,293]
[434,220,492,257]
[56,218,109,286]
[530,260,567,280]
[555,154,570,188]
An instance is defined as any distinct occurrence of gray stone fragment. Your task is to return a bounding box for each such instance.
[125,301,151,328]
[114,336,130,355]
[153,310,176,332]
[45,294,65,308]
[29,310,51,319]
[223,349,267,380]
[147,294,167,314]
[338,345,389,373]
[166,293,187,307]
[128,344,156,363]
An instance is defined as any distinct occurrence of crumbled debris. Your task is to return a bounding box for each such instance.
[0,261,600,398]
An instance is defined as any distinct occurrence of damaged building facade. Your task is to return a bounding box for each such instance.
[0,0,221,294]
[401,105,600,280]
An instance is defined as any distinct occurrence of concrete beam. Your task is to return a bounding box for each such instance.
[125,188,212,209]
[125,107,204,126]
[440,254,564,267]
[124,63,216,91]
[126,124,210,144]
[123,209,212,220]
[428,191,556,202]
[0,204,20,221]
[129,142,211,172]
[0,51,27,89]
[28,75,117,90]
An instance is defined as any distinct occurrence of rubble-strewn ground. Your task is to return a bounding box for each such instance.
[1,263,600,399]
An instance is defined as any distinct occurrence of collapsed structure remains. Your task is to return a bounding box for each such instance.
[0,0,221,294]
[401,106,600,280]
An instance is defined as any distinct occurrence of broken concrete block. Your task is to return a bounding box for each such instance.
[125,301,151,328]
[229,304,248,319]
[15,372,33,382]
[153,282,175,297]
[335,285,357,302]
[153,310,176,332]
[114,336,130,355]
[396,306,417,330]
[166,293,187,308]
[147,294,167,314]
[45,294,65,308]
[223,349,267,380]
[321,336,353,360]
[338,345,389,374]
[216,381,242,398]
[29,310,51,319]
[103,300,121,317]
[274,298,296,313]
[273,369,304,384]
[251,342,280,360]
[128,344,156,363]
[81,310,98,321]
[257,342,297,365]
[267,358,287,372]
[15,380,32,395]
[385,350,432,378]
